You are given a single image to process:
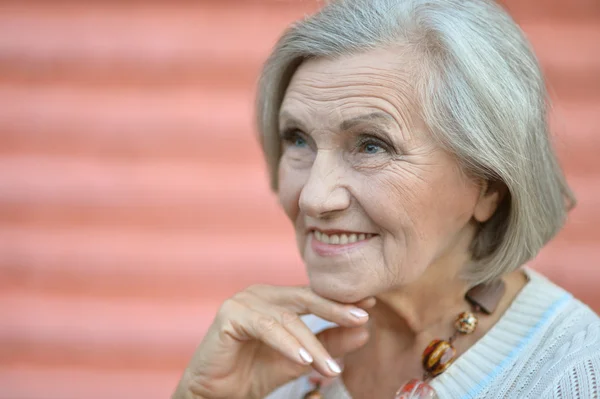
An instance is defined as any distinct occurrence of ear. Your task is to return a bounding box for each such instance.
[473,180,508,223]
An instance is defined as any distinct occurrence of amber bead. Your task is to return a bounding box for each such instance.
[422,339,456,376]
[303,389,323,399]
[395,379,439,399]
[455,311,478,334]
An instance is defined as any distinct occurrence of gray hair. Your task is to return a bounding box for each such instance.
[255,0,575,283]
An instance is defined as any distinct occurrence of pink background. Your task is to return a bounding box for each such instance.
[0,1,598,398]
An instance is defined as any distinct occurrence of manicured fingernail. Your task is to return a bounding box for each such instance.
[349,308,369,319]
[326,358,342,374]
[299,348,313,364]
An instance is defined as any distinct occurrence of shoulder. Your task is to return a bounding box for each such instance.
[535,318,600,398]
[536,297,600,397]
[515,270,600,397]
[522,269,599,362]
[544,345,600,398]
[528,269,599,350]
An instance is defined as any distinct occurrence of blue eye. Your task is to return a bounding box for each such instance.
[357,134,391,155]
[282,129,309,149]
[359,140,386,154]
[293,136,307,148]
[363,143,382,154]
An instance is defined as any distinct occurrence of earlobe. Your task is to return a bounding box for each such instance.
[473,180,508,223]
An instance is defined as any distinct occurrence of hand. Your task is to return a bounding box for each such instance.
[172,285,374,399]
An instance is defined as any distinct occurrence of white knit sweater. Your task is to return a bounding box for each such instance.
[266,269,600,398]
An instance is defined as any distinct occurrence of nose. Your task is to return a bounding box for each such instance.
[298,151,351,218]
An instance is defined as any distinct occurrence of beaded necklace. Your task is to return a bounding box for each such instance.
[302,280,505,399]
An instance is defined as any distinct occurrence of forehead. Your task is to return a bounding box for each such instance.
[279,47,418,128]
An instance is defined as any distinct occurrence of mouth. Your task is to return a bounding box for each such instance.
[312,230,375,245]
[308,228,377,257]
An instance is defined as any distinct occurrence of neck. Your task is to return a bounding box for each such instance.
[372,229,476,338]
[372,266,471,342]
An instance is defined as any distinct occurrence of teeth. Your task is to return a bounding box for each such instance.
[313,231,373,245]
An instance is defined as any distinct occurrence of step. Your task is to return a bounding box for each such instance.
[0,365,181,399]
[531,245,600,312]
[525,22,600,100]
[0,224,307,297]
[0,157,287,235]
[0,157,272,210]
[1,291,219,363]
[500,0,600,20]
[0,197,291,233]
[551,101,600,177]
[0,85,260,163]
[0,3,598,97]
[0,226,306,298]
[0,2,313,87]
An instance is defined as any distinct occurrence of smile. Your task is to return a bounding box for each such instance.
[309,229,376,257]
[313,230,375,245]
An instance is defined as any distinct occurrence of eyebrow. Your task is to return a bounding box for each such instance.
[339,112,396,131]
[279,111,396,132]
[279,110,306,132]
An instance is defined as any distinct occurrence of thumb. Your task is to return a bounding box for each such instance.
[317,325,370,358]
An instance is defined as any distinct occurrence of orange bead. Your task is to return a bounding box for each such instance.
[395,379,439,399]
[422,339,456,376]
[303,389,323,399]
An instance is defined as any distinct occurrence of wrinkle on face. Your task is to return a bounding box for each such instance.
[277,47,481,303]
[280,58,417,144]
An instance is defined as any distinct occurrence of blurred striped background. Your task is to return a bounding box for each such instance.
[0,1,598,398]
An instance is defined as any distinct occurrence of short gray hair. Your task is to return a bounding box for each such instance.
[255,0,575,283]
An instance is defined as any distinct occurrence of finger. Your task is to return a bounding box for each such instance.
[251,286,371,328]
[264,306,346,378]
[243,309,315,367]
[238,291,367,377]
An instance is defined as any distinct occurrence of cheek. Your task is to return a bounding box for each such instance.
[277,161,306,222]
[362,164,469,253]
[378,163,478,253]
[361,168,425,231]
[427,163,481,228]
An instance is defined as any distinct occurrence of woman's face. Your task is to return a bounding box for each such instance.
[277,48,483,303]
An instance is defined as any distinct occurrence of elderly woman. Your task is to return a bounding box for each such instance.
[173,0,599,398]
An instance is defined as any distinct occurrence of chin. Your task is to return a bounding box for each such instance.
[308,273,371,304]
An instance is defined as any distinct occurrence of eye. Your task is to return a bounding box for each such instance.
[281,129,309,148]
[362,142,383,154]
[292,135,308,148]
[357,136,389,154]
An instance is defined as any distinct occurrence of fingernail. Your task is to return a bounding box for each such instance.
[349,308,369,319]
[299,348,313,364]
[326,358,342,374]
